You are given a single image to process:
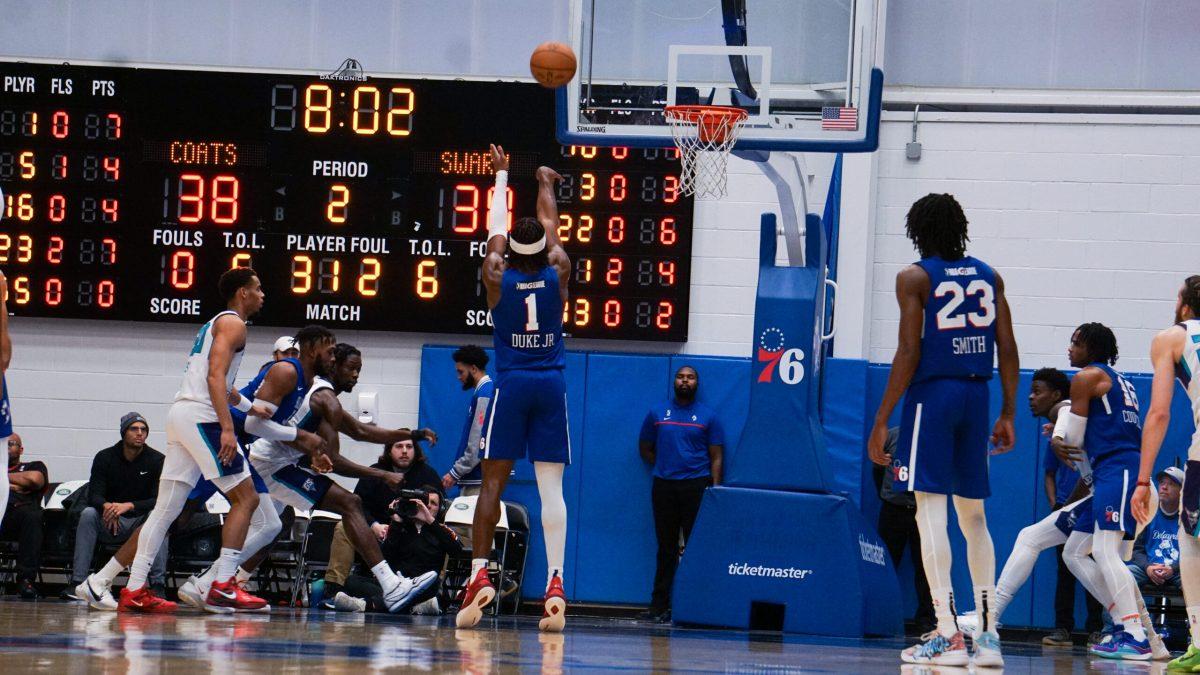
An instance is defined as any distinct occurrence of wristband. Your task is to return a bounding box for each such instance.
[232,396,252,413]
[1136,480,1151,487]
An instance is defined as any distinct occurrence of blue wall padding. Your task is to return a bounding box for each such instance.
[418,344,1196,618]
[672,486,903,636]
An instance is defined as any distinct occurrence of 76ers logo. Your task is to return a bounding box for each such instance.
[757,327,805,385]
[1105,506,1120,524]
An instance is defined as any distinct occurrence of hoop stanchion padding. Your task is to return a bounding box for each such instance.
[724,213,832,492]
[671,486,903,637]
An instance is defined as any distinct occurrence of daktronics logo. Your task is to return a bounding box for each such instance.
[726,562,812,580]
[858,535,887,566]
[756,327,805,385]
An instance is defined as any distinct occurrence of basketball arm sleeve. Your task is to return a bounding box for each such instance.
[244,400,298,441]
[487,170,509,240]
[450,394,490,480]
[1053,410,1087,451]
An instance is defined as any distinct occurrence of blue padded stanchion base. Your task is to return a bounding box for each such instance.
[671,486,903,637]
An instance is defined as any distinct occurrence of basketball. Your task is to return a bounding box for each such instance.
[530,41,576,88]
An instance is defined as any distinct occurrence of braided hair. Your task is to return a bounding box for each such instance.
[1074,322,1119,366]
[905,193,969,261]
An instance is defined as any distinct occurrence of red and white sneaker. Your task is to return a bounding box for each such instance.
[118,585,177,614]
[538,574,567,633]
[455,568,496,629]
[204,578,268,614]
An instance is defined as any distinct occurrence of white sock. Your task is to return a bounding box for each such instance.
[216,547,241,582]
[236,567,254,584]
[1094,529,1146,641]
[197,563,218,587]
[371,560,400,590]
[534,462,567,588]
[914,492,957,636]
[471,558,488,577]
[94,557,126,586]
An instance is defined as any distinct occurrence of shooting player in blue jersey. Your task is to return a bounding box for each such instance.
[868,194,1019,668]
[456,144,571,633]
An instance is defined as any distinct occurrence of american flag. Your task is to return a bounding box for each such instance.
[821,106,858,131]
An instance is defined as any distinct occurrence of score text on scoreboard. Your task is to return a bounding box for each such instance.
[0,65,693,341]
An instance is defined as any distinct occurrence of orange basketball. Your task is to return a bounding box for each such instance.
[530,42,577,89]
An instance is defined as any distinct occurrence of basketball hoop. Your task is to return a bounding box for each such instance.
[663,105,748,199]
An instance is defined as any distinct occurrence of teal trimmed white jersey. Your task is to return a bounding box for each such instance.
[248,375,333,468]
[1175,319,1200,457]
[175,310,245,406]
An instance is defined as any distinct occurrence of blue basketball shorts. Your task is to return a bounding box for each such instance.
[891,378,991,499]
[1091,449,1140,537]
[1054,494,1094,535]
[483,368,571,464]
[259,462,333,510]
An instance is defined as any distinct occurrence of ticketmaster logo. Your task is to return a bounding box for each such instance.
[726,563,812,580]
[859,535,887,566]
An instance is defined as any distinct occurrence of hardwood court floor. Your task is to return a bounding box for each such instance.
[0,599,1171,673]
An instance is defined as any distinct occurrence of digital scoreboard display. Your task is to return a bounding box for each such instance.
[0,63,693,341]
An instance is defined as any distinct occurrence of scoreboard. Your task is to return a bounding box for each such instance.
[0,62,693,341]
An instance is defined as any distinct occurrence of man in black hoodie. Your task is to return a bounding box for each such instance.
[65,412,168,598]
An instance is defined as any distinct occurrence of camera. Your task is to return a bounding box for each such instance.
[389,488,430,518]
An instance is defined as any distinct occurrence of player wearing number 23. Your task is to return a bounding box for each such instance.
[869,193,1018,666]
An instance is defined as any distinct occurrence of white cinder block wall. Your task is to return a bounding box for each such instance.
[868,113,1200,374]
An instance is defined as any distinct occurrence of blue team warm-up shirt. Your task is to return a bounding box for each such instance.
[912,255,997,383]
[640,400,725,480]
[1043,438,1082,505]
[492,266,565,373]
[1144,509,1180,566]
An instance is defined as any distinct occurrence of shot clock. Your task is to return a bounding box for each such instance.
[0,63,693,340]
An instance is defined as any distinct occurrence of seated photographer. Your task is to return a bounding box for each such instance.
[321,438,441,598]
[1128,466,1182,592]
[326,486,463,614]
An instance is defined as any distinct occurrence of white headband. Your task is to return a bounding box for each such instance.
[509,234,547,255]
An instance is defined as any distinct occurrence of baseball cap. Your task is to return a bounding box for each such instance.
[273,336,297,353]
[1156,466,1185,486]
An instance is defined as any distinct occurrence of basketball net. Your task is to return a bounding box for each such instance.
[664,105,748,200]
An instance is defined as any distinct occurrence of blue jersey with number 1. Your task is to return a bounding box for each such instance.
[913,255,998,383]
[492,266,565,373]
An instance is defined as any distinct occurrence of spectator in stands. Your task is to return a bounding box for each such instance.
[638,365,724,623]
[872,427,936,634]
[442,345,493,497]
[326,485,464,614]
[66,412,168,599]
[272,335,298,360]
[320,438,441,601]
[1,433,47,598]
[1128,466,1182,591]
[1036,367,1104,647]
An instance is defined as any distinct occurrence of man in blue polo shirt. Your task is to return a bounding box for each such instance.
[637,365,724,622]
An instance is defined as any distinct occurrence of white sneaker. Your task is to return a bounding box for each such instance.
[177,576,207,610]
[332,591,366,613]
[973,631,1004,668]
[411,596,442,615]
[77,576,117,611]
[383,571,439,614]
[955,612,978,638]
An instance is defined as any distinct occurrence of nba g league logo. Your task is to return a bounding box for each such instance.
[756,327,804,385]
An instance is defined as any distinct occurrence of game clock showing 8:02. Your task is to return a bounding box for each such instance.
[0,62,693,341]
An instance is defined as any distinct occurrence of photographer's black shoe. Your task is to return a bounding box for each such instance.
[18,580,37,599]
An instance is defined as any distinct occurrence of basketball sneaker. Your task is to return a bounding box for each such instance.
[455,568,496,628]
[118,585,177,613]
[1149,630,1172,661]
[177,575,206,610]
[383,570,438,614]
[1090,630,1151,661]
[1168,643,1200,671]
[900,631,968,666]
[77,576,118,611]
[972,630,1004,668]
[332,591,367,613]
[204,578,268,614]
[538,573,567,633]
